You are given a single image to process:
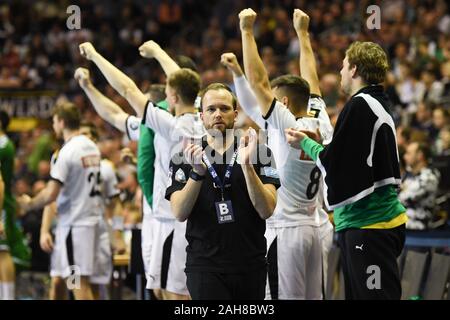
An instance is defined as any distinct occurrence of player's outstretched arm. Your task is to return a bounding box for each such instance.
[239,8,275,116]
[294,9,321,96]
[79,42,147,116]
[17,180,61,213]
[75,68,130,132]
[139,40,180,77]
[221,52,263,125]
[40,202,56,253]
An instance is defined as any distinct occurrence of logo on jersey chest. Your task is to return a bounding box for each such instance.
[81,155,101,168]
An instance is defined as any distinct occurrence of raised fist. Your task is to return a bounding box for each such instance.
[138,40,162,59]
[79,42,97,60]
[293,9,310,33]
[220,52,243,76]
[74,67,91,89]
[239,8,257,32]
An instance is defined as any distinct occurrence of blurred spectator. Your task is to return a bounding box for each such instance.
[432,106,450,131]
[25,126,55,176]
[435,125,450,156]
[418,66,444,105]
[400,142,440,230]
[411,102,438,139]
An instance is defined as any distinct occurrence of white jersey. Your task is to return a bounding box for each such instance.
[142,101,205,220]
[100,159,120,211]
[233,76,333,227]
[306,95,334,145]
[265,100,331,227]
[50,135,103,227]
[125,115,153,217]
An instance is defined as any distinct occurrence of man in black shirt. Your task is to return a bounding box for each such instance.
[165,83,279,300]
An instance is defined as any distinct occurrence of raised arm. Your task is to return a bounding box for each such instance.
[139,40,180,76]
[79,42,147,116]
[239,9,275,116]
[221,52,264,127]
[294,9,321,96]
[75,68,130,131]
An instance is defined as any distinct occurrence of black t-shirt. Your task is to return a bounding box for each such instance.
[165,137,280,274]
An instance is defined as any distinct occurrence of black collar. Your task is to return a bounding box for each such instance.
[351,84,384,98]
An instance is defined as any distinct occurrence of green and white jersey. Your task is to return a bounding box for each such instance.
[0,134,16,215]
[125,101,169,216]
[0,134,15,250]
[142,101,205,220]
[0,134,31,267]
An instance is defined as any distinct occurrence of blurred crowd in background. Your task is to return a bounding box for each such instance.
[0,0,449,272]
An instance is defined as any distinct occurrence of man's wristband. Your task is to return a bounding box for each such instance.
[189,169,205,181]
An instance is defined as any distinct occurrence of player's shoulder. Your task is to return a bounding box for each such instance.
[62,135,99,155]
[177,112,201,124]
[272,99,288,113]
[50,149,60,164]
[76,134,99,149]
[308,94,326,106]
[101,158,115,170]
[266,99,295,122]
[295,116,321,131]
[348,93,372,109]
[176,113,205,137]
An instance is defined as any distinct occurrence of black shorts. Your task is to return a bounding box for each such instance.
[186,268,267,300]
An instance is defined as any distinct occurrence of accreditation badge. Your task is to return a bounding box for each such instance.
[215,200,235,224]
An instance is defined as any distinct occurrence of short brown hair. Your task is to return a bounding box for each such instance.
[270,75,310,112]
[52,102,80,130]
[145,84,166,103]
[167,68,201,105]
[175,55,198,72]
[346,41,389,84]
[199,83,237,110]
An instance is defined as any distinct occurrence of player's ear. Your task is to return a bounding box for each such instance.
[350,64,358,79]
[281,96,289,107]
[174,93,180,104]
